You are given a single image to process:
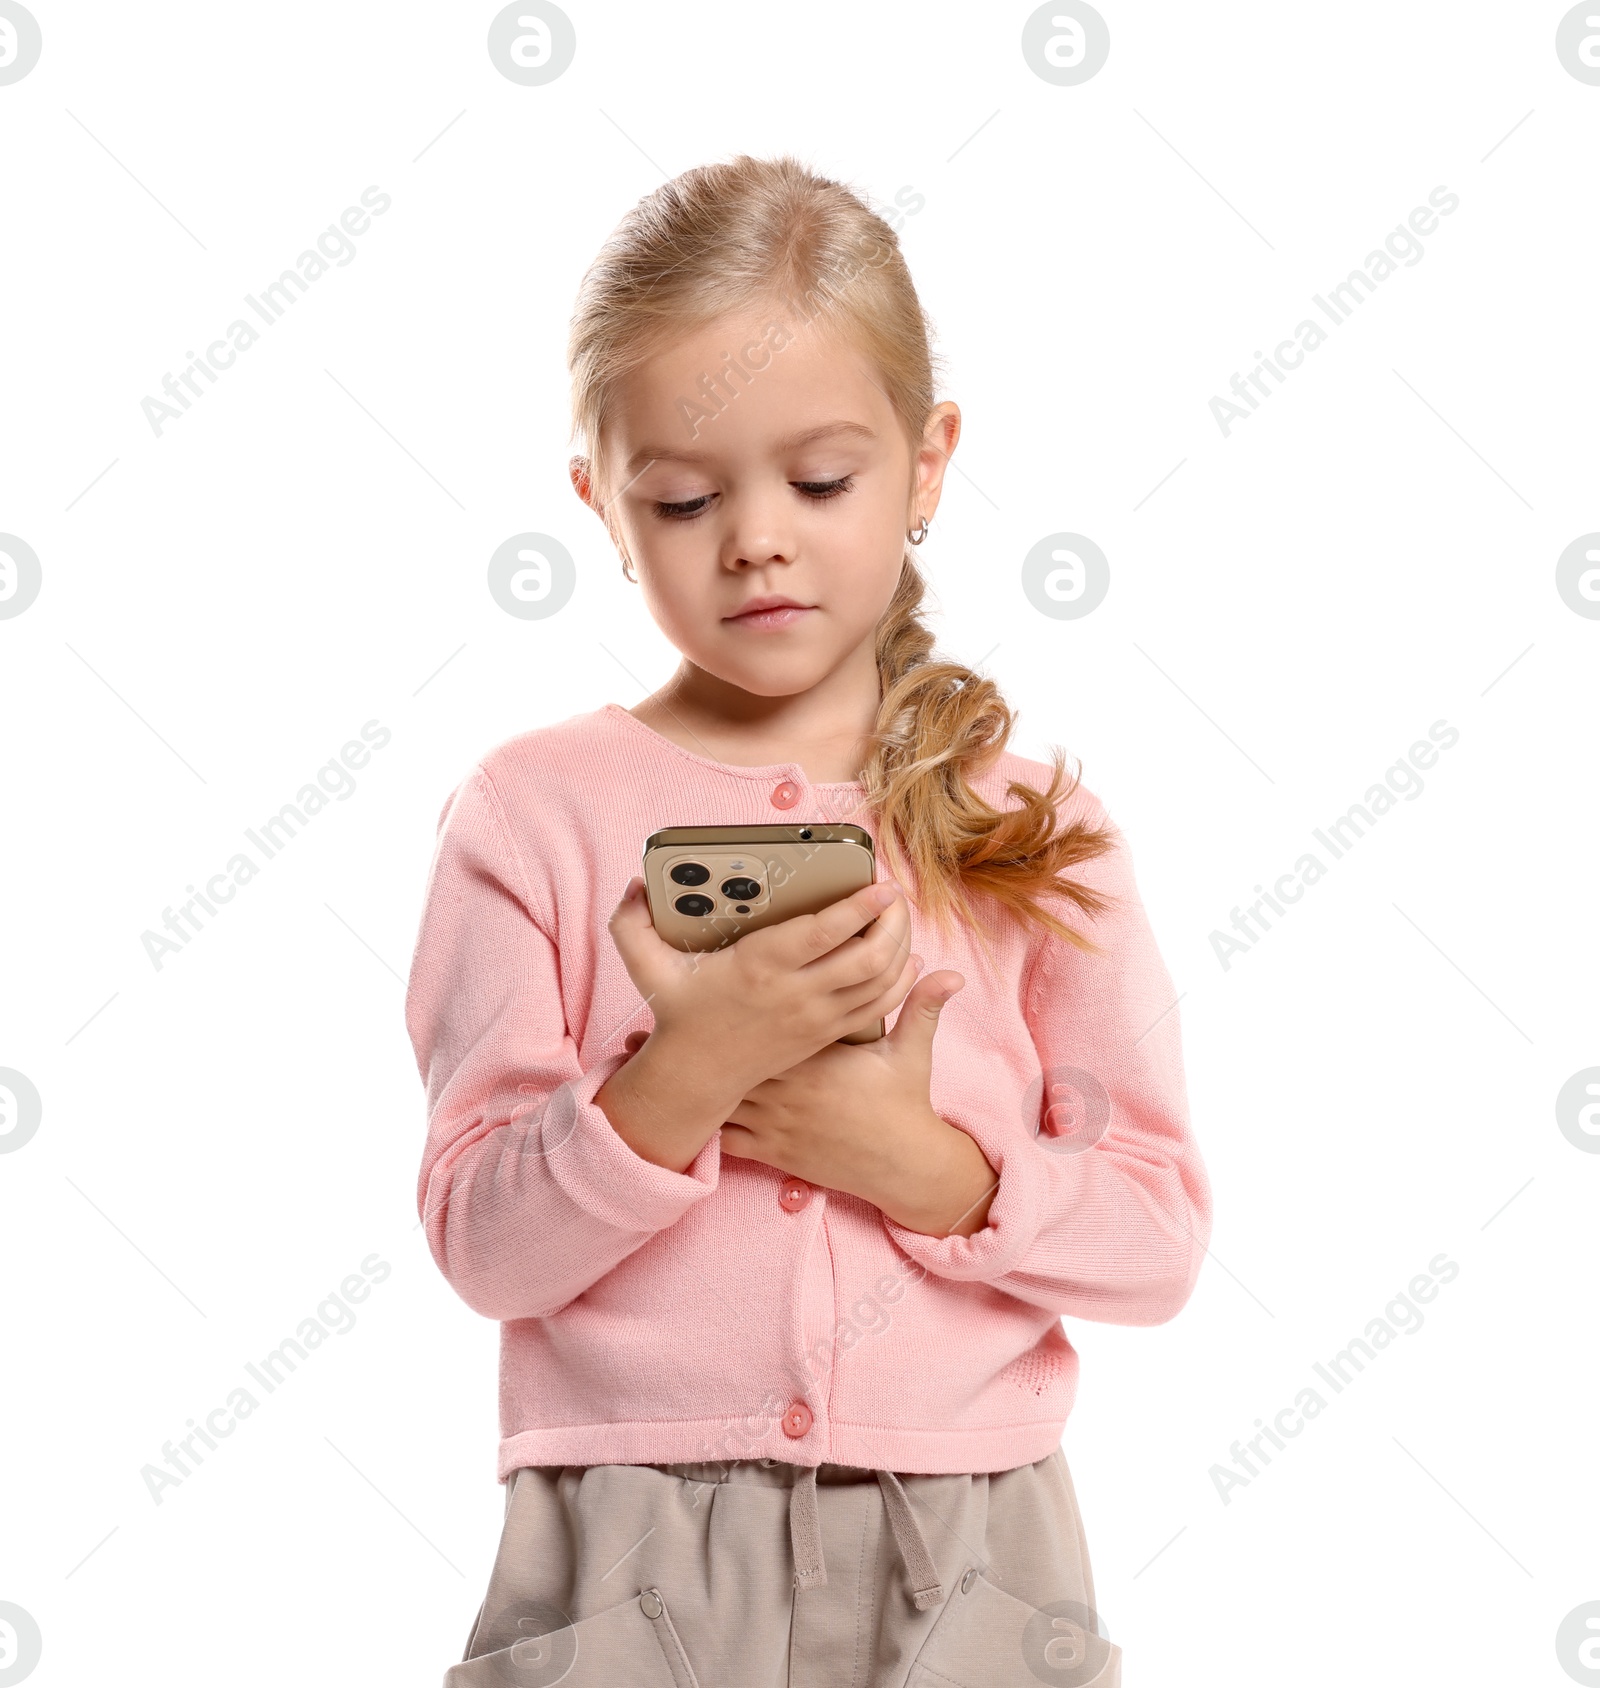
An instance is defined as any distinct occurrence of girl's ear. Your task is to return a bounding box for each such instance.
[570,455,621,544]
[571,454,630,559]
[569,454,596,508]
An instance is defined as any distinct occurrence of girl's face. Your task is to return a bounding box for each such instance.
[574,307,959,701]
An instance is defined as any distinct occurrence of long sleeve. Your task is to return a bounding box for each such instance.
[884,800,1211,1324]
[404,763,720,1322]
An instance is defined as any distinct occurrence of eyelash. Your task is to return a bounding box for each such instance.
[651,476,855,522]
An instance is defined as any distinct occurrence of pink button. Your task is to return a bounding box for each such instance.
[779,1177,812,1213]
[781,1401,813,1438]
[770,780,801,809]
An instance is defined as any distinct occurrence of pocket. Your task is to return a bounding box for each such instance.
[445,1586,700,1688]
[906,1569,1121,1688]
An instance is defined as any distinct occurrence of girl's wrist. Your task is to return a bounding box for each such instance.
[878,1116,999,1239]
[595,1033,745,1173]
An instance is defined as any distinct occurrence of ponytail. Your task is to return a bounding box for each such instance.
[862,556,1118,953]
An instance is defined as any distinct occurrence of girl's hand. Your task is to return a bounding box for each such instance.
[721,968,1000,1238]
[597,876,920,1172]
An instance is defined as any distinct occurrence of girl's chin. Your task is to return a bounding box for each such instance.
[699,662,827,700]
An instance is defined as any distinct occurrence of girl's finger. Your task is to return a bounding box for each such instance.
[607,876,673,982]
[803,894,911,991]
[718,1124,759,1159]
[840,953,922,1030]
[764,880,901,970]
[832,942,917,1009]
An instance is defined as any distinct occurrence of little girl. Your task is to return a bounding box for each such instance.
[406,154,1211,1688]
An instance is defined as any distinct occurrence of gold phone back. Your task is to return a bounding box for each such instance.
[643,825,875,952]
[641,824,884,1043]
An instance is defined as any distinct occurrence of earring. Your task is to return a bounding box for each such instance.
[908,515,930,545]
[621,555,637,582]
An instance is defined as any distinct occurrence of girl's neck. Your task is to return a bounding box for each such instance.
[628,650,881,784]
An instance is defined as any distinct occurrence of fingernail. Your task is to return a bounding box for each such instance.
[910,953,924,971]
[869,881,897,907]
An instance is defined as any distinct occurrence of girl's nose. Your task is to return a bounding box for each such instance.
[720,493,795,571]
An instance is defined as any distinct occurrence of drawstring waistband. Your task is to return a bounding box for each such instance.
[788,1465,945,1612]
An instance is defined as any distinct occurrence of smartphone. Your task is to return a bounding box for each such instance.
[640,822,885,1043]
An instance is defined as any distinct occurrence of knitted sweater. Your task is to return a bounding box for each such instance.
[404,703,1211,1480]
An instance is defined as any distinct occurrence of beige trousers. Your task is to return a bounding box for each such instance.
[445,1452,1121,1688]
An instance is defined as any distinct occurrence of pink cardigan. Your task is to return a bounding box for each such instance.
[404,703,1211,1480]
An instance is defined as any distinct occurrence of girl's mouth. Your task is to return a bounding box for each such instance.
[725,598,815,631]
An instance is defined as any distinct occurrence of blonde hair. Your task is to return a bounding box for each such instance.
[568,153,1117,952]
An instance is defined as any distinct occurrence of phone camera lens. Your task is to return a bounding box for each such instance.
[670,862,710,886]
[721,876,762,902]
[674,893,714,917]
[798,827,813,840]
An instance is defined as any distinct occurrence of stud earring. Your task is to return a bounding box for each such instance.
[908,515,931,545]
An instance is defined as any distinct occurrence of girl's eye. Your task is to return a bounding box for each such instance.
[794,475,854,501]
[652,494,713,520]
[650,475,855,522]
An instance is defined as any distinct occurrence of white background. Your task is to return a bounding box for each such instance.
[2,2,1597,1683]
